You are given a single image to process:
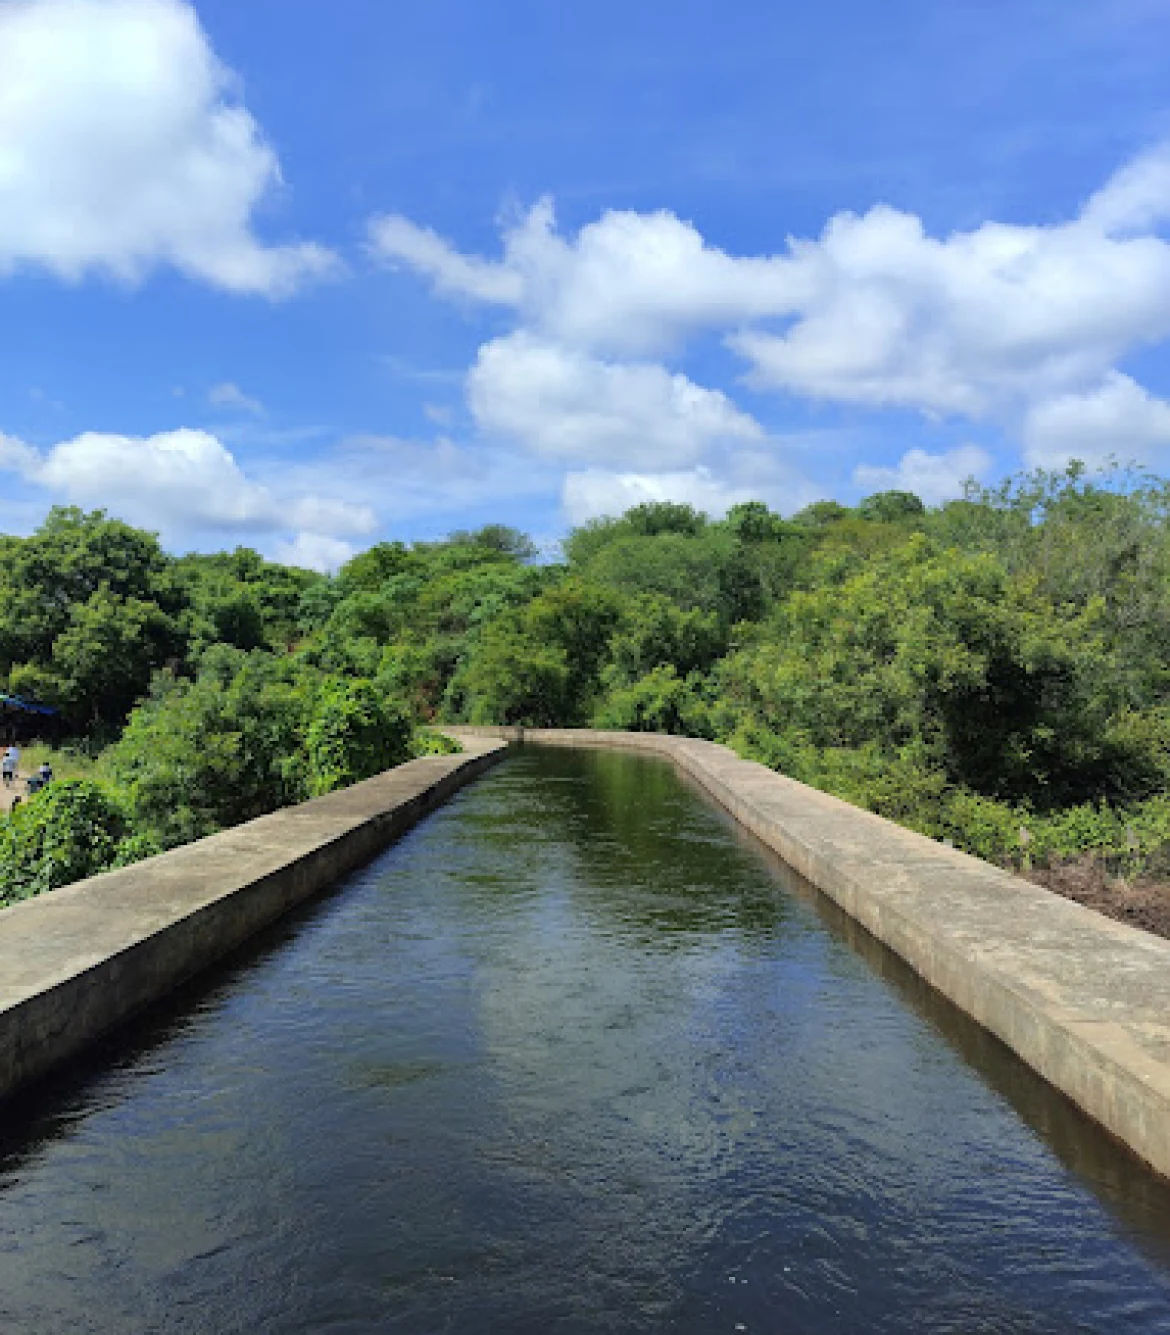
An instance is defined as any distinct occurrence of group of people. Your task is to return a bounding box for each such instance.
[1,745,53,804]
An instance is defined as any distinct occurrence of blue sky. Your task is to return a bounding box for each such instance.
[2,0,1170,566]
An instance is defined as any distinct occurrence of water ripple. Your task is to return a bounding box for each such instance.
[0,748,1168,1332]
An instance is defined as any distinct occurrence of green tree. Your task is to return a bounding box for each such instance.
[104,650,311,847]
[593,665,713,736]
[0,780,153,904]
[336,541,414,595]
[51,585,181,729]
[456,581,619,725]
[447,524,537,560]
[306,679,413,795]
[460,629,570,726]
[856,490,926,523]
[604,593,725,686]
[0,507,181,681]
[719,534,1130,808]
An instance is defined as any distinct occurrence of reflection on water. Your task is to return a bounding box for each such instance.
[1,747,1169,1334]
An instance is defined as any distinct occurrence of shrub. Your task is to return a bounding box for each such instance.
[411,729,462,757]
[0,780,155,905]
[306,679,413,795]
[593,666,714,737]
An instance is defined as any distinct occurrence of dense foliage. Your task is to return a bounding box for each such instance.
[6,466,1170,901]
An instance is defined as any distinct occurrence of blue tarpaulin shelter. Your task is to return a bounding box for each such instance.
[0,693,61,743]
[0,694,58,717]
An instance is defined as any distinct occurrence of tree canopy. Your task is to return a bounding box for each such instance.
[7,464,1170,900]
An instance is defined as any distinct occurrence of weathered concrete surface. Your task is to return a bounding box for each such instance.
[0,736,507,1104]
[447,726,1170,1181]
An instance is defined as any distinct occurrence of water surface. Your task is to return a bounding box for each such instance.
[2,747,1170,1333]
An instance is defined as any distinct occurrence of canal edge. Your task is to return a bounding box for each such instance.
[445,725,1170,1185]
[0,734,513,1107]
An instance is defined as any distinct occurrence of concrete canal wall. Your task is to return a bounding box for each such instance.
[447,727,1170,1182]
[0,736,508,1104]
[5,719,1170,1185]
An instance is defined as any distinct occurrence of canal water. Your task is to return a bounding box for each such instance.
[2,748,1170,1333]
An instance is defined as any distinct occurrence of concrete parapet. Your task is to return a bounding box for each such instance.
[7,718,1170,1183]
[0,736,508,1104]
[446,726,1170,1180]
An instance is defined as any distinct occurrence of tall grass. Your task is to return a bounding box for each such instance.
[12,743,99,782]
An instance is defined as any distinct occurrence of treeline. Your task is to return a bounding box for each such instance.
[6,464,1170,902]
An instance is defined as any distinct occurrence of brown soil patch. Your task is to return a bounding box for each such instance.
[0,779,25,815]
[1026,857,1170,942]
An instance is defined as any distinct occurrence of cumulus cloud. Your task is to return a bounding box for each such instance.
[1022,372,1170,469]
[467,332,762,467]
[1081,142,1170,236]
[730,203,1170,418]
[270,532,357,573]
[372,163,1170,414]
[0,0,336,294]
[0,426,374,566]
[32,428,273,528]
[852,444,993,505]
[562,450,820,525]
[377,144,1170,422]
[374,141,1170,516]
[563,468,754,526]
[372,197,799,357]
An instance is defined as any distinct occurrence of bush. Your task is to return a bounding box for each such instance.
[593,666,714,737]
[411,729,462,757]
[306,679,413,795]
[103,651,312,848]
[0,780,155,905]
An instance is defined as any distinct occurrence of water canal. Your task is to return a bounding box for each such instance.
[2,747,1170,1333]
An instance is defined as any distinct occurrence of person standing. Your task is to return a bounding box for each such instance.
[1,745,18,787]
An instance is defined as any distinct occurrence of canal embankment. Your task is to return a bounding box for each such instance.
[5,720,1170,1188]
[446,727,1170,1183]
[0,734,508,1104]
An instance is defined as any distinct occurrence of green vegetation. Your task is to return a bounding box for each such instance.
[0,781,151,904]
[5,465,1170,903]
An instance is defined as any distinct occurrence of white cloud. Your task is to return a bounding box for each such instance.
[730,201,1170,418]
[852,444,993,505]
[1021,372,1170,469]
[0,431,40,474]
[376,143,1170,430]
[372,197,799,356]
[35,428,264,528]
[1081,142,1170,235]
[369,214,523,305]
[0,426,374,548]
[208,381,263,414]
[467,332,762,468]
[373,142,1170,523]
[562,450,819,525]
[270,532,356,573]
[0,0,336,295]
[562,467,751,525]
[282,492,375,536]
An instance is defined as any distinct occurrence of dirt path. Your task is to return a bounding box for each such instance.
[1027,860,1170,942]
[0,776,28,814]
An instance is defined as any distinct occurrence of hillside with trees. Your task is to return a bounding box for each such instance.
[6,465,1170,916]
